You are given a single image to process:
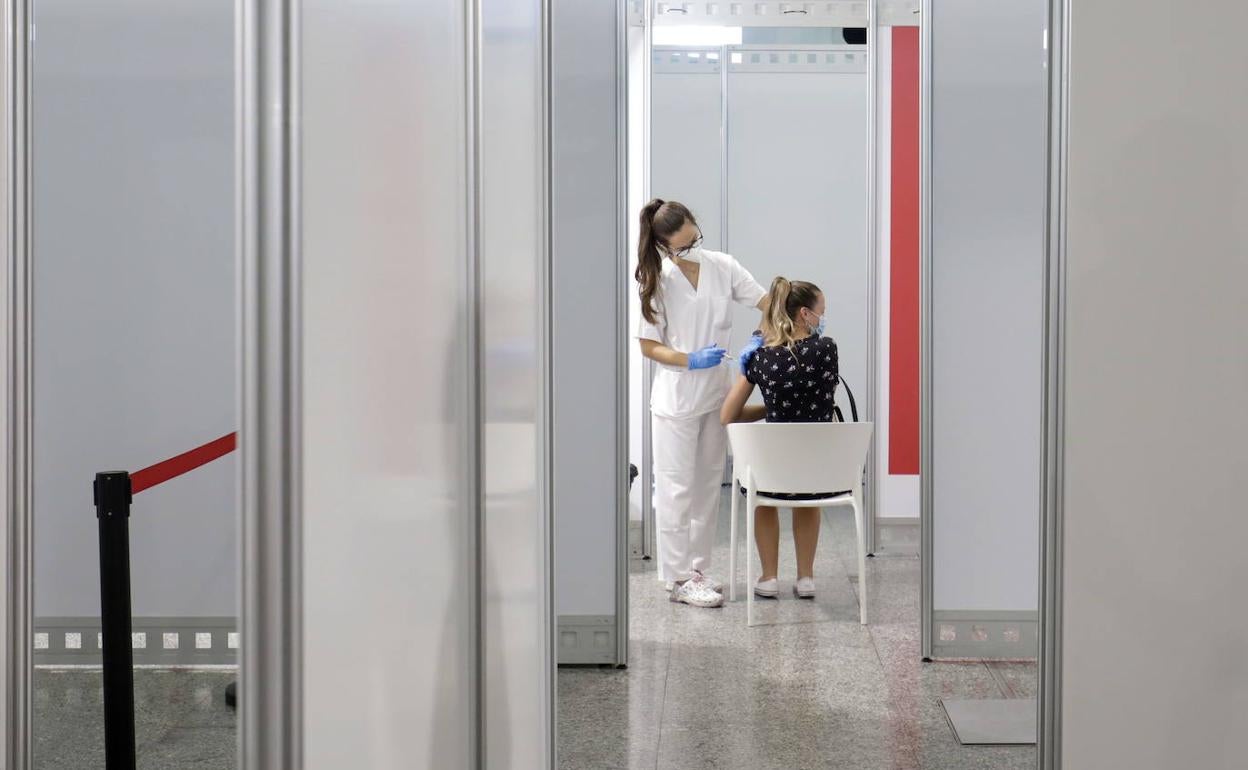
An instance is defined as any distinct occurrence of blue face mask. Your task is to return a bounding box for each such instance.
[807,311,825,338]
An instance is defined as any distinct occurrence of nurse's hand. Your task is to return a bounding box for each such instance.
[687,344,727,370]
[737,333,764,375]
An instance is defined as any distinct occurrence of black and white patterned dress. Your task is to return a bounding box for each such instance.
[745,334,840,423]
[741,333,843,501]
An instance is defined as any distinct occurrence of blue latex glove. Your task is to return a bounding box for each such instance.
[737,333,764,375]
[687,343,727,370]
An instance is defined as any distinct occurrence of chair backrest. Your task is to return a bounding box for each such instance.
[726,422,874,495]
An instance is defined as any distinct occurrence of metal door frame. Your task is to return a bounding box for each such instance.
[638,7,883,565]
[917,0,1068,765]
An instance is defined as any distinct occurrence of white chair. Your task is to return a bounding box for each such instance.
[726,422,874,627]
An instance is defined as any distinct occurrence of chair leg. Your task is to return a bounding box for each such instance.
[853,497,868,625]
[729,471,739,602]
[746,486,757,627]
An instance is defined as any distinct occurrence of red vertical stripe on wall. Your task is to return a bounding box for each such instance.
[889,26,921,475]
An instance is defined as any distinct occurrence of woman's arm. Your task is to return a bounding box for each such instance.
[639,339,688,369]
[721,375,765,425]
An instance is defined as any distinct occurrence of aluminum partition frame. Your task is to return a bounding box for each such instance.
[541,0,557,760]
[1038,0,1068,765]
[719,44,729,263]
[918,0,933,661]
[643,30,881,562]
[467,0,484,761]
[918,0,1055,677]
[615,0,632,668]
[238,0,303,766]
[917,0,1068,761]
[639,0,656,563]
[4,0,33,765]
[864,0,879,557]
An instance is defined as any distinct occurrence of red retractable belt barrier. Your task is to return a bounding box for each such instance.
[95,431,239,770]
[130,432,237,495]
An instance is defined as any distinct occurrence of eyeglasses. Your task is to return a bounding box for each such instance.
[669,231,703,259]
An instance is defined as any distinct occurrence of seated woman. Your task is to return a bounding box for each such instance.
[720,277,839,600]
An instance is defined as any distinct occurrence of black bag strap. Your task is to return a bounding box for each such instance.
[836,375,859,423]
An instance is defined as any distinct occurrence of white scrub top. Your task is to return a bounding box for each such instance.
[637,248,767,419]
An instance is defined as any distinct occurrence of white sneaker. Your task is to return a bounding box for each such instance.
[670,578,724,608]
[692,570,724,594]
[754,577,779,598]
[793,577,816,599]
[665,571,723,594]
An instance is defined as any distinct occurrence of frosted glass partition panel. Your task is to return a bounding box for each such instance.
[31,0,236,646]
[480,0,549,759]
[725,48,869,388]
[302,0,474,765]
[650,47,723,250]
[929,0,1045,654]
[302,0,548,762]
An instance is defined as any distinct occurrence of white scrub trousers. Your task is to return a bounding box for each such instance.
[653,410,727,583]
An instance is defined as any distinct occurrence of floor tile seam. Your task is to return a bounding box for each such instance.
[985,661,1019,699]
[654,598,674,770]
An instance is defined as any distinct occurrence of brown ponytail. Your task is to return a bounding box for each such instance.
[636,199,698,324]
[760,276,821,349]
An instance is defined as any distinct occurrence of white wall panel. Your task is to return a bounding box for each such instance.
[650,51,723,249]
[930,0,1045,613]
[31,0,236,620]
[646,50,725,522]
[1059,2,1248,767]
[726,63,869,391]
[552,0,623,627]
[301,0,474,765]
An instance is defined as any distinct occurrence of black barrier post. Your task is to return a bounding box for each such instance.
[94,471,137,770]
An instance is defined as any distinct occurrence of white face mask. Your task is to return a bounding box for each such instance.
[664,231,704,263]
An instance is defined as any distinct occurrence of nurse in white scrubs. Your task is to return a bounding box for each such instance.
[636,199,767,608]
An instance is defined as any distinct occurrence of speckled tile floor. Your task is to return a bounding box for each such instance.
[558,496,1038,770]
[33,669,237,770]
[28,501,1034,769]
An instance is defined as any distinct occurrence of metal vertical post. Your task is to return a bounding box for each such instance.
[865,0,880,556]
[919,0,935,661]
[466,0,484,763]
[639,0,656,562]
[615,0,631,667]
[94,471,136,770]
[1038,0,1070,764]
[539,0,555,755]
[238,0,304,765]
[5,0,34,765]
[720,43,729,253]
